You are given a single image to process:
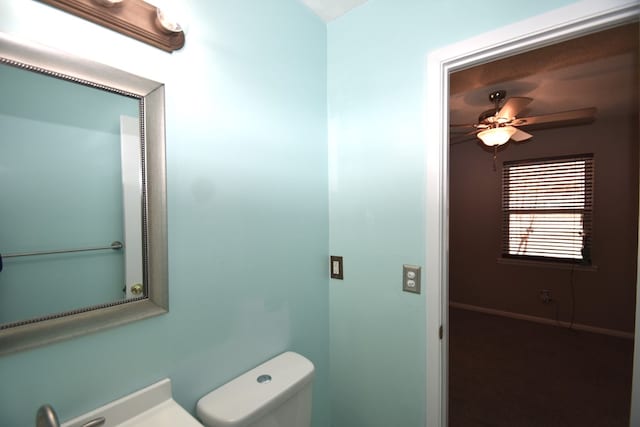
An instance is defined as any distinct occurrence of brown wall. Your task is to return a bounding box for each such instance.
[449,114,639,333]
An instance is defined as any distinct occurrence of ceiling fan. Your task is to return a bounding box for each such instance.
[450,89,597,147]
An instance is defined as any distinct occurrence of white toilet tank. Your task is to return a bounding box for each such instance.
[196,351,314,427]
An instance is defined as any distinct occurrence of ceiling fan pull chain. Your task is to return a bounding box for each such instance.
[493,146,498,171]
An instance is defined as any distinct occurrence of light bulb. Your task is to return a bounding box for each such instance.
[156,8,182,33]
[94,0,124,7]
[146,0,187,34]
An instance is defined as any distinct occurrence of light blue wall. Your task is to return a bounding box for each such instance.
[0,1,329,427]
[326,0,579,426]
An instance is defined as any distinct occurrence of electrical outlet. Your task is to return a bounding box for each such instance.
[540,289,552,304]
[403,265,421,294]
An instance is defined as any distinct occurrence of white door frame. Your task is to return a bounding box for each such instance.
[424,1,640,426]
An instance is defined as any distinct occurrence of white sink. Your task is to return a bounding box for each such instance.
[61,379,202,427]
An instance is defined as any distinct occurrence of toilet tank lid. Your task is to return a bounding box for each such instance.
[197,352,314,427]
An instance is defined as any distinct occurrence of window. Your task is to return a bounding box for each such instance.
[502,155,594,264]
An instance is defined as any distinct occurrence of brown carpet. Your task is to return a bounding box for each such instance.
[448,308,634,427]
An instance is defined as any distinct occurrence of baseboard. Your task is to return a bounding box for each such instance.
[449,301,634,340]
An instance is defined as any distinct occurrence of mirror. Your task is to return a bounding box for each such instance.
[0,33,168,354]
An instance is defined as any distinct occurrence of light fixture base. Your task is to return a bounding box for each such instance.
[488,90,507,104]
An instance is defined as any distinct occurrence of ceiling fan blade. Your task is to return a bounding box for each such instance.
[497,97,533,120]
[450,123,477,133]
[510,128,533,142]
[514,107,597,127]
[450,129,479,145]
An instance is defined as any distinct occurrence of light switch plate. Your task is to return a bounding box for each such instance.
[403,264,421,294]
[330,256,343,280]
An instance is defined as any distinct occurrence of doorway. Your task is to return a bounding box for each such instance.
[423,2,640,426]
[447,22,638,426]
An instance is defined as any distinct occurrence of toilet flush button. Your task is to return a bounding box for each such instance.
[257,374,272,384]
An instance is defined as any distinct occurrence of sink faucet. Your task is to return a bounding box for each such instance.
[36,404,59,427]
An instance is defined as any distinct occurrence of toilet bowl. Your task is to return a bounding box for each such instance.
[197,351,314,427]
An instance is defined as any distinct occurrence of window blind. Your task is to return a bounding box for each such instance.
[502,155,594,264]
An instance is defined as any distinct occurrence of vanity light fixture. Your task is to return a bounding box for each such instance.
[477,125,517,146]
[38,0,185,52]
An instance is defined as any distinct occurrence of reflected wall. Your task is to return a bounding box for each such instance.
[0,62,139,324]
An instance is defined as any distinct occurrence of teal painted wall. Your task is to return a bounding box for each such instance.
[326,0,579,426]
[0,1,329,427]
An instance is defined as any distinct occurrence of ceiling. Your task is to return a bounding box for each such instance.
[450,23,639,133]
[294,6,637,132]
[299,0,368,21]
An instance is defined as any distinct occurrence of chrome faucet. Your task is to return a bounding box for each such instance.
[36,404,59,427]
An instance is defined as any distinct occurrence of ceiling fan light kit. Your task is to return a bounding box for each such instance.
[477,126,517,146]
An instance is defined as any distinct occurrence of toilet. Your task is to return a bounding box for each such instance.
[196,351,315,427]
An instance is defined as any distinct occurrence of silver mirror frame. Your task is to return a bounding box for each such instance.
[0,33,168,355]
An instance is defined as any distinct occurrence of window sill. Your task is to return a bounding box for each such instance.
[496,257,598,271]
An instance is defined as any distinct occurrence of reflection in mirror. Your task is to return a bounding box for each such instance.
[0,33,168,354]
[0,62,141,324]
